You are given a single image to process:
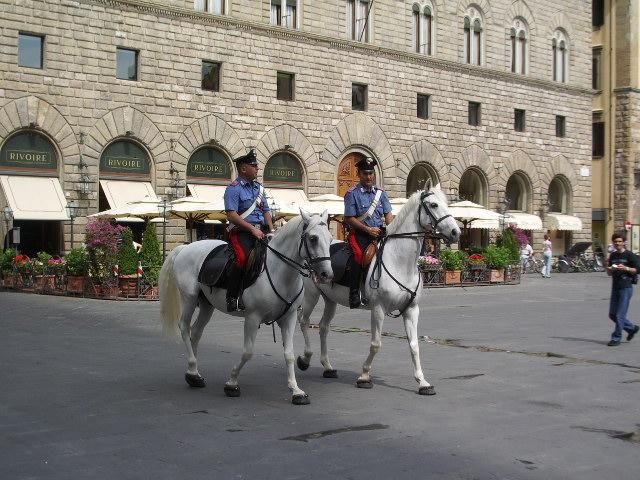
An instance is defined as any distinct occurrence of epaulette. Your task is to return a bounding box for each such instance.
[346,186,357,194]
[230,181,239,186]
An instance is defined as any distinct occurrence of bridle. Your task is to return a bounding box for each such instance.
[370,190,455,318]
[259,218,331,328]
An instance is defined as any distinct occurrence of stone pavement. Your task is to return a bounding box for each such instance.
[1,273,639,480]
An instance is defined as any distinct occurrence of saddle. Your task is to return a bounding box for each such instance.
[198,241,267,290]
[329,241,377,288]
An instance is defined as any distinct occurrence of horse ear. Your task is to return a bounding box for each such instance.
[299,208,311,224]
[320,209,329,224]
[424,178,433,191]
[434,182,441,191]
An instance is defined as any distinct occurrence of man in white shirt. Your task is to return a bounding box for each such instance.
[520,242,533,273]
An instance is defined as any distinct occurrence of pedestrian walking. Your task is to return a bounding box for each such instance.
[606,232,640,346]
[520,241,533,273]
[541,234,552,278]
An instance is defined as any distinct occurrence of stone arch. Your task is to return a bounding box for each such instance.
[497,150,540,194]
[85,106,168,191]
[457,0,493,25]
[320,113,394,194]
[0,96,78,165]
[448,144,496,197]
[400,139,446,185]
[255,123,316,188]
[173,115,245,180]
[539,154,577,190]
[505,0,536,35]
[548,11,573,40]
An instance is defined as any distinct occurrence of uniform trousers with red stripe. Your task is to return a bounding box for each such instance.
[347,230,376,298]
[227,228,260,301]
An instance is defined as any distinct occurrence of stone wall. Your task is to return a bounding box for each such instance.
[0,0,593,251]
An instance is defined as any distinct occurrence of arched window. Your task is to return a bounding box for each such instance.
[464,8,483,66]
[552,30,569,83]
[187,147,232,182]
[459,168,487,206]
[0,130,58,173]
[406,162,438,196]
[548,176,570,213]
[510,19,528,74]
[264,152,304,188]
[412,4,433,55]
[505,173,530,211]
[271,0,298,28]
[100,140,150,179]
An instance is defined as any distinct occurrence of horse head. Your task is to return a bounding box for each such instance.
[299,209,333,284]
[419,183,461,246]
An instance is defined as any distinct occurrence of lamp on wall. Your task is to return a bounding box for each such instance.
[77,132,92,196]
[2,206,13,250]
[539,198,553,219]
[168,163,184,200]
[498,190,511,230]
[66,200,80,249]
[157,197,171,260]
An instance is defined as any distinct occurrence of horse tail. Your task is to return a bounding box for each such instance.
[159,244,185,336]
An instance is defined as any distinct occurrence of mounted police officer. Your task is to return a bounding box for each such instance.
[224,150,274,312]
[344,157,393,309]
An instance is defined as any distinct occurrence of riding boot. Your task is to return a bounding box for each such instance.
[349,260,363,309]
[226,265,245,312]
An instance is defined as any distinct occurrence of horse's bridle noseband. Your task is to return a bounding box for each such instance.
[419,191,454,239]
[299,221,331,274]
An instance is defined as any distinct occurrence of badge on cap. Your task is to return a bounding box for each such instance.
[356,157,377,172]
[234,149,258,166]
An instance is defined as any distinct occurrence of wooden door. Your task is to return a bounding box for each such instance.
[336,152,366,239]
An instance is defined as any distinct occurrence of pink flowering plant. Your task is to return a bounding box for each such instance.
[85,219,124,283]
[417,255,440,270]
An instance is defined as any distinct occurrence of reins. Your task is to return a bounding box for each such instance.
[369,191,452,318]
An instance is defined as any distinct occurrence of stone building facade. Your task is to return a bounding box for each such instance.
[0,0,592,255]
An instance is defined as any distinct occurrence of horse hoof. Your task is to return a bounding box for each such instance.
[323,369,338,378]
[356,379,373,389]
[292,394,310,405]
[419,385,436,396]
[185,373,206,388]
[224,385,241,397]
[296,356,310,371]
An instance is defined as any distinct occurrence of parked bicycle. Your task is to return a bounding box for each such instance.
[555,242,606,273]
[522,254,543,274]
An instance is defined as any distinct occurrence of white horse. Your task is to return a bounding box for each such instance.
[296,184,460,395]
[159,210,333,405]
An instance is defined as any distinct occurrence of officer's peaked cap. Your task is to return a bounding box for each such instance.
[355,157,377,172]
[234,149,258,166]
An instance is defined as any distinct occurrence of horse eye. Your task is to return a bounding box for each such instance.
[309,235,318,244]
[430,203,438,209]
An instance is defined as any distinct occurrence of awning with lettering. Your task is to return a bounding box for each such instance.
[0,175,69,220]
[546,213,583,231]
[99,179,158,209]
[187,184,227,202]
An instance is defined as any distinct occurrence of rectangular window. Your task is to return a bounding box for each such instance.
[555,115,566,138]
[417,94,431,119]
[194,0,225,15]
[352,83,367,111]
[592,48,602,90]
[18,33,44,69]
[468,102,481,126]
[593,0,604,28]
[202,61,220,91]
[116,47,138,81]
[347,0,370,42]
[271,0,297,27]
[277,71,294,101]
[592,121,605,157]
[514,109,526,132]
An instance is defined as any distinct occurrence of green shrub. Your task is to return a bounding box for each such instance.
[497,229,520,265]
[33,251,52,275]
[65,247,89,276]
[139,222,162,285]
[484,245,512,269]
[438,249,467,271]
[1,248,16,275]
[117,228,139,275]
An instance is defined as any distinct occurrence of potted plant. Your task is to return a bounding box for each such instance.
[33,252,56,290]
[484,245,511,282]
[138,222,162,297]
[86,219,123,297]
[439,249,466,284]
[117,227,140,298]
[65,247,89,294]
[466,253,486,270]
[1,248,17,288]
[417,255,440,271]
[13,254,33,289]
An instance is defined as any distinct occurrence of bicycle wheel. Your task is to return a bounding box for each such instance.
[557,259,570,273]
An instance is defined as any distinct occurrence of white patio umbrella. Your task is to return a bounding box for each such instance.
[448,200,502,230]
[169,196,228,242]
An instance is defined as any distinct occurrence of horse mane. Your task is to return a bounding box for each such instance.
[386,186,448,235]
[273,211,324,241]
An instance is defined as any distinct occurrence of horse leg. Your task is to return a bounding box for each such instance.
[402,304,435,395]
[190,300,215,359]
[224,314,260,398]
[280,310,310,405]
[319,300,338,378]
[296,288,320,371]
[178,296,205,388]
[356,302,385,389]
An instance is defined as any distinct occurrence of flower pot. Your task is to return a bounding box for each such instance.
[141,286,159,299]
[2,275,16,288]
[35,274,56,290]
[118,275,140,298]
[445,270,462,285]
[67,275,86,294]
[490,268,505,283]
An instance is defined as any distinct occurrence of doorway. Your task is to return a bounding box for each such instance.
[336,152,367,239]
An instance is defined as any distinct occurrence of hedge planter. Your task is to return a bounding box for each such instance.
[445,270,462,285]
[35,275,56,291]
[2,275,16,288]
[67,275,86,294]
[118,275,140,298]
[490,269,505,283]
